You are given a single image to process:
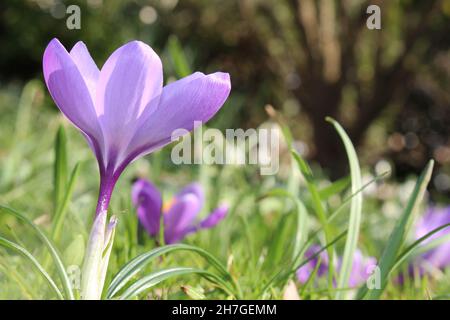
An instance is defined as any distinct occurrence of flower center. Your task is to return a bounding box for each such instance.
[162,197,176,214]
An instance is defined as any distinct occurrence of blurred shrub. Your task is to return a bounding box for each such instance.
[0,0,449,197]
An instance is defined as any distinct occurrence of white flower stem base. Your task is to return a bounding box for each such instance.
[80,210,117,300]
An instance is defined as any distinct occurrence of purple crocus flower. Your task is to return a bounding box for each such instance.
[43,39,231,216]
[341,249,377,288]
[132,179,228,244]
[296,245,376,288]
[296,245,330,283]
[414,206,450,272]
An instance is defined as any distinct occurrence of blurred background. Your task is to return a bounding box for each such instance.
[0,0,449,200]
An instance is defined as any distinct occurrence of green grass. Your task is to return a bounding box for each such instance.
[0,78,448,300]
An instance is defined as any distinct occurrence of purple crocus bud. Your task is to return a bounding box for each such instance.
[199,204,229,229]
[43,39,231,216]
[414,206,450,271]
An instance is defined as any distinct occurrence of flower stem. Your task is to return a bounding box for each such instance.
[95,174,117,216]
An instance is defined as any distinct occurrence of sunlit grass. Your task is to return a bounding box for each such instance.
[0,77,448,300]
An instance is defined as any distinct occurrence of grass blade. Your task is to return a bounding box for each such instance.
[390,222,450,274]
[0,257,34,299]
[0,235,63,299]
[290,151,328,233]
[260,229,347,296]
[326,117,363,299]
[0,205,74,299]
[360,160,434,300]
[51,163,81,242]
[291,149,335,292]
[168,35,191,78]
[118,267,228,300]
[318,177,350,200]
[54,125,68,213]
[107,244,237,299]
[260,188,308,265]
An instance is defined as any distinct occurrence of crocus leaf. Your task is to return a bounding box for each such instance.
[118,267,230,300]
[0,257,34,299]
[291,149,334,293]
[0,205,74,299]
[54,125,68,213]
[260,188,308,267]
[0,235,64,299]
[326,117,363,300]
[260,229,347,297]
[390,222,450,275]
[107,244,237,299]
[51,162,81,242]
[359,160,434,300]
[264,211,295,269]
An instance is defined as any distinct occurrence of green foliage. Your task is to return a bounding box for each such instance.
[0,205,74,299]
[0,37,448,299]
[0,235,63,299]
[360,160,434,300]
[326,117,363,299]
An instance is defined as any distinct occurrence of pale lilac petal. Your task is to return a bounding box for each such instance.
[164,194,201,244]
[199,204,228,229]
[69,41,100,101]
[415,206,450,270]
[132,179,162,237]
[176,183,205,210]
[296,264,314,284]
[122,72,231,167]
[346,250,377,287]
[296,246,376,287]
[43,39,103,155]
[96,40,163,169]
[296,245,329,284]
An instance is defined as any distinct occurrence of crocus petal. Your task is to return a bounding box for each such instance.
[164,193,201,244]
[132,179,162,237]
[176,183,205,209]
[416,207,450,243]
[199,204,228,229]
[69,41,100,100]
[96,40,163,169]
[415,206,450,270]
[296,245,329,284]
[43,38,103,156]
[422,244,450,269]
[122,72,231,168]
[296,264,314,284]
[346,250,377,287]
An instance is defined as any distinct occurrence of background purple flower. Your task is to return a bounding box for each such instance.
[296,246,376,288]
[132,179,228,244]
[43,39,231,216]
[413,206,450,272]
[343,250,377,288]
[296,245,330,284]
